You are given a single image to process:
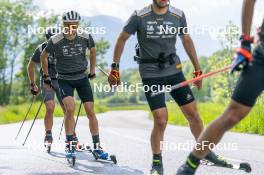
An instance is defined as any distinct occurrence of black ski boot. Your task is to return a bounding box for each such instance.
[151,160,164,175]
[205,152,228,166]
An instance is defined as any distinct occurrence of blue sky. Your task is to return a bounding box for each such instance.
[35,0,264,29]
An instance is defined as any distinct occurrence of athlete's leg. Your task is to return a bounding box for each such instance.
[76,77,99,148]
[143,77,167,174]
[193,59,264,159]
[169,73,203,140]
[193,101,251,159]
[44,100,55,132]
[58,79,75,136]
[177,55,264,174]
[83,102,99,135]
[41,80,56,133]
[151,107,168,154]
[180,102,204,140]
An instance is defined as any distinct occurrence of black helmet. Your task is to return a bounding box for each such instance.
[45,27,59,40]
[62,10,81,23]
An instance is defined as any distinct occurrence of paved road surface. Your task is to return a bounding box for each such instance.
[0,110,264,175]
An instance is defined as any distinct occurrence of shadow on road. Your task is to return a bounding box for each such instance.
[46,151,144,175]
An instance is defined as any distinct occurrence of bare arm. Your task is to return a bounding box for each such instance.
[90,47,96,74]
[113,31,131,63]
[180,34,201,71]
[27,60,36,84]
[242,0,256,36]
[40,49,49,76]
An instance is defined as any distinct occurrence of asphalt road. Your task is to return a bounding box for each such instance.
[0,110,264,175]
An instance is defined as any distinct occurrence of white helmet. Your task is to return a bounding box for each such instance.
[62,10,81,23]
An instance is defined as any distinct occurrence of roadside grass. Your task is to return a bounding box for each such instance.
[0,101,108,124]
[166,102,264,135]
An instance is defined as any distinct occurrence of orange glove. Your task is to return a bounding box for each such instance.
[108,63,120,86]
[193,70,203,90]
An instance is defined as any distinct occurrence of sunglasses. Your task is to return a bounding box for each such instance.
[64,23,79,30]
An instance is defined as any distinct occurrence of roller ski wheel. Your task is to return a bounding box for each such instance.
[92,147,117,164]
[239,163,252,173]
[66,152,76,166]
[110,155,117,164]
[76,143,91,152]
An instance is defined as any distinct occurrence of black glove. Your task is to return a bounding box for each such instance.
[42,74,52,86]
[231,34,253,73]
[88,73,96,79]
[30,83,39,96]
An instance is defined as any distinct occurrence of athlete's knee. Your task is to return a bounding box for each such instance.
[186,110,200,120]
[223,102,250,127]
[182,105,202,124]
[84,102,96,119]
[63,98,75,116]
[153,110,168,129]
[45,101,55,115]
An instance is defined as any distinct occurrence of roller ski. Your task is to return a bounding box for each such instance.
[201,152,252,173]
[90,146,117,164]
[44,133,53,153]
[201,159,252,173]
[65,141,77,166]
[150,161,163,175]
[72,136,87,152]
[76,143,91,152]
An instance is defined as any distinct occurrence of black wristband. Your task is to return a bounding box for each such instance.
[43,74,49,79]
[111,63,119,70]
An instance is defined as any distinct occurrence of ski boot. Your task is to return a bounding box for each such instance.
[65,141,77,166]
[204,152,228,167]
[92,146,117,164]
[44,133,53,153]
[150,161,164,175]
[176,164,196,175]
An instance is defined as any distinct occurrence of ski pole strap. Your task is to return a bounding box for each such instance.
[151,65,232,97]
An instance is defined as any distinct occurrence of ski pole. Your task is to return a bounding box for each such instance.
[22,94,48,146]
[151,65,232,97]
[74,102,82,132]
[96,65,109,77]
[58,118,64,140]
[15,95,36,140]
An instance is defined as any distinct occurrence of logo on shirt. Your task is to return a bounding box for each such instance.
[147,25,155,32]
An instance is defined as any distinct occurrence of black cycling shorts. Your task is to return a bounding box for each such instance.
[232,51,264,107]
[142,72,195,111]
[58,77,94,103]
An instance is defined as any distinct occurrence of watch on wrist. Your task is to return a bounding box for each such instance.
[111,63,119,70]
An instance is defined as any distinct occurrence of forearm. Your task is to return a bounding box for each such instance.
[242,0,256,35]
[182,36,201,71]
[41,50,49,75]
[113,32,129,64]
[27,61,35,84]
[90,48,96,71]
[113,39,125,63]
